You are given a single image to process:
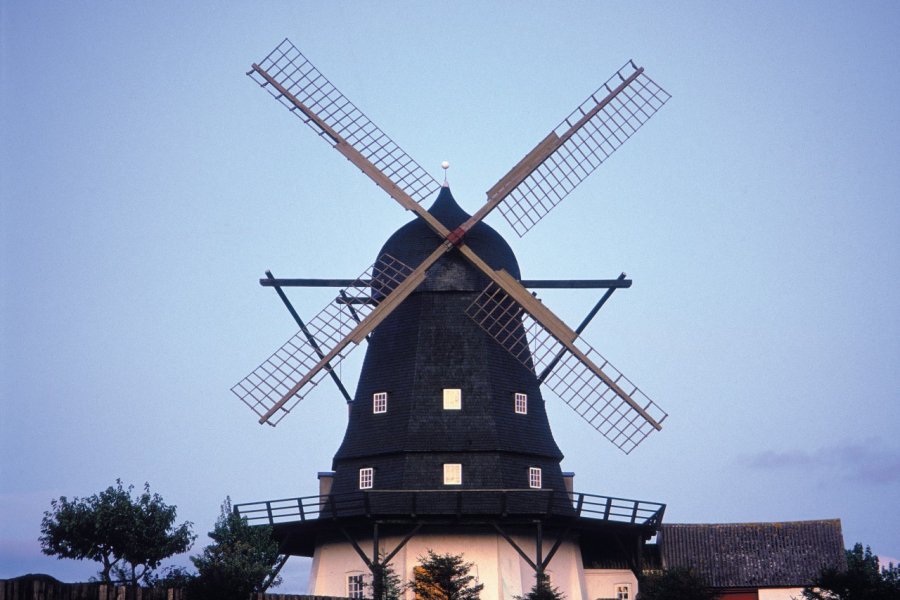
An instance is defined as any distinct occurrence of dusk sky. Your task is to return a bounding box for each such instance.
[2,1,898,592]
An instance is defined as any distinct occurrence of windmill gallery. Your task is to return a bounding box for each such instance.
[229,40,846,600]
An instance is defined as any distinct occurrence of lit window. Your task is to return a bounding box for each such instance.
[373,392,388,414]
[359,467,373,489]
[515,392,528,414]
[444,463,462,485]
[348,574,365,599]
[529,467,542,489]
[615,584,630,600]
[443,388,461,410]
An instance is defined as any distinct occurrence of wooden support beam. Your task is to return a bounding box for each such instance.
[264,270,352,403]
[261,278,633,289]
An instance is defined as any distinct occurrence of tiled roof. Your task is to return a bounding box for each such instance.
[658,520,846,588]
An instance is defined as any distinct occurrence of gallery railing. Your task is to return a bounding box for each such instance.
[234,489,665,529]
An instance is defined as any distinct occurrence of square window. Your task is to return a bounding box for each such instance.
[514,392,528,414]
[615,584,630,600]
[348,574,365,599]
[359,467,373,490]
[529,467,542,489]
[444,463,462,485]
[443,388,461,410]
[373,392,388,414]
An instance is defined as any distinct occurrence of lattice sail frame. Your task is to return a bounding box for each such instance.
[248,39,441,206]
[232,255,413,426]
[497,61,671,237]
[465,282,668,453]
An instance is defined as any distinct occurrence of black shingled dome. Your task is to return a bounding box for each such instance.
[330,188,566,505]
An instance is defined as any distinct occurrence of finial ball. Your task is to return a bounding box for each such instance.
[441,161,450,170]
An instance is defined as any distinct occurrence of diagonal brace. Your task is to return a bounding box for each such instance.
[265,270,352,403]
[538,272,627,383]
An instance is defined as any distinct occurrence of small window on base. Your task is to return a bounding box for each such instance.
[373,392,388,414]
[615,584,631,600]
[359,467,373,490]
[515,392,528,414]
[529,467,542,489]
[348,574,365,599]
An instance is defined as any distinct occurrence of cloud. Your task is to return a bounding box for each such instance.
[739,440,900,485]
[879,555,900,568]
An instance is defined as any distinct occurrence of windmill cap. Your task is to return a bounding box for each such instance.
[376,187,521,292]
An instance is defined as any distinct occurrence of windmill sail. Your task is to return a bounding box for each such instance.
[248,39,441,207]
[490,61,671,236]
[465,281,667,454]
[232,255,414,425]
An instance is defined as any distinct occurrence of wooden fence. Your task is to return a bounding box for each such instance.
[0,576,348,600]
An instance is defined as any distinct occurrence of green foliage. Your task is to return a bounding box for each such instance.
[514,573,565,600]
[636,568,715,600]
[801,543,900,600]
[411,550,483,600]
[39,480,195,585]
[188,497,282,600]
[367,558,403,600]
[147,565,196,589]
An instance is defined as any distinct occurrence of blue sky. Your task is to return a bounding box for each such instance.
[2,1,899,591]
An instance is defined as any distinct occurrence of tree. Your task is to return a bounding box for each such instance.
[39,480,194,585]
[367,557,403,600]
[637,568,715,600]
[801,543,900,600]
[411,550,483,600]
[515,572,565,600]
[189,497,282,600]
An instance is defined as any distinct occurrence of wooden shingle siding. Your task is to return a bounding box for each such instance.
[328,189,568,513]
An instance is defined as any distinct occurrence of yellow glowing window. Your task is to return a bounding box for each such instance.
[443,388,461,410]
[443,463,462,485]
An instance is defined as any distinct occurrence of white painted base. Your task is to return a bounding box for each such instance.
[758,588,805,600]
[309,531,618,600]
[583,568,638,600]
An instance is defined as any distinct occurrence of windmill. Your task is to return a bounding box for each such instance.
[233,39,671,600]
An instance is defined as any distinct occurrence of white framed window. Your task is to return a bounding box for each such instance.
[373,392,388,414]
[529,467,542,489]
[347,573,365,599]
[444,463,462,485]
[359,467,373,490]
[514,392,528,414]
[443,388,461,410]
[615,584,631,600]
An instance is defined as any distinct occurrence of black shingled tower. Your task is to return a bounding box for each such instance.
[330,186,566,500]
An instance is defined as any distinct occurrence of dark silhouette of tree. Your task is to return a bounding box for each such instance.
[515,573,565,600]
[801,543,900,600]
[367,556,403,600]
[39,480,194,585]
[411,550,483,600]
[637,568,715,600]
[189,497,282,600]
